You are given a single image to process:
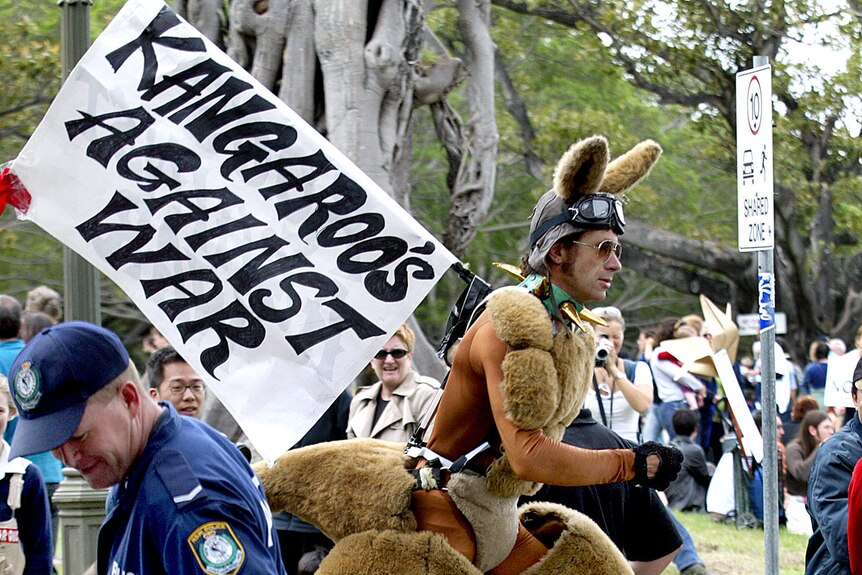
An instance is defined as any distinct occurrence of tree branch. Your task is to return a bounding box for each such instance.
[494,49,543,181]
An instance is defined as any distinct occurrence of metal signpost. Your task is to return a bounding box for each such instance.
[58,4,103,571]
[737,55,778,574]
[60,0,100,324]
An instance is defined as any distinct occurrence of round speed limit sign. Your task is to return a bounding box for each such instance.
[747,76,763,135]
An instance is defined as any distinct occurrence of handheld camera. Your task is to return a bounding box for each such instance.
[595,336,613,367]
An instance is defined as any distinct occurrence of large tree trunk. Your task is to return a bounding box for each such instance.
[179,0,465,438]
[219,0,464,201]
[176,0,224,47]
[442,0,497,258]
[622,222,757,314]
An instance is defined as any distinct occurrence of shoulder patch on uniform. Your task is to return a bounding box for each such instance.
[154,449,206,508]
[188,521,245,575]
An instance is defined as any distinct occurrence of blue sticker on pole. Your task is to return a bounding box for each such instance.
[759,272,775,333]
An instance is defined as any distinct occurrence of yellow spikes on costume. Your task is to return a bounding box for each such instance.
[492,261,525,281]
[576,306,608,328]
[491,262,608,330]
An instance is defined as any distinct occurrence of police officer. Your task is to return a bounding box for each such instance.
[7,322,287,575]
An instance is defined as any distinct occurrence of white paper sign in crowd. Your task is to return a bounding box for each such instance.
[7,0,457,461]
[713,350,763,463]
[824,350,862,409]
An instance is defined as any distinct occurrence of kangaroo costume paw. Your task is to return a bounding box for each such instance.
[519,502,634,575]
[317,529,482,575]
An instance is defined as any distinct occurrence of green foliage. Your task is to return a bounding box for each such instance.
[0,0,125,161]
[0,16,60,161]
[0,0,128,319]
[414,5,738,337]
[0,209,63,308]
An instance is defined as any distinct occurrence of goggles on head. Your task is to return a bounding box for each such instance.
[530,192,626,248]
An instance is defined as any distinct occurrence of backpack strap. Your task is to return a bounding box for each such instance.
[622,359,645,443]
[623,359,636,381]
[5,457,31,510]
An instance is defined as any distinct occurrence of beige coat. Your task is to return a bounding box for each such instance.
[346,371,440,442]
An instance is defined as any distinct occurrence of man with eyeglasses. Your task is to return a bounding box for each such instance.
[146,346,206,419]
[400,136,684,574]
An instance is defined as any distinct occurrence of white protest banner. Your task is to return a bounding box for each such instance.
[3,0,458,462]
[824,350,861,409]
[714,350,762,463]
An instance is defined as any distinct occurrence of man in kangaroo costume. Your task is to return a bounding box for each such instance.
[255,135,683,575]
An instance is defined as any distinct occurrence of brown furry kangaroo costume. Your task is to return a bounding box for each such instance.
[254,136,682,575]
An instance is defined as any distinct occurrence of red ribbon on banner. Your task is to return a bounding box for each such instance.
[0,167,31,215]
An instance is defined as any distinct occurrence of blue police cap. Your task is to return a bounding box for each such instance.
[8,321,129,458]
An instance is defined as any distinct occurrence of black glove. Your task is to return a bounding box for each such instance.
[632,441,683,491]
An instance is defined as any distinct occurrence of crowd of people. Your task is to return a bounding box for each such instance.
[1,135,860,575]
[4,293,859,575]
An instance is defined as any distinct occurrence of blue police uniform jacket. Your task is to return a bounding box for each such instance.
[98,403,287,575]
[805,415,862,575]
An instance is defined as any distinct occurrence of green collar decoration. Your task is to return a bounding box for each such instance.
[519,273,581,312]
[518,273,607,331]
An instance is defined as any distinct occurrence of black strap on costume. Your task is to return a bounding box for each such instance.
[409,459,450,491]
[529,210,574,247]
[435,263,493,365]
[405,262,492,456]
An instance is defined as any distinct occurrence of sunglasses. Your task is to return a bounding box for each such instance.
[374,348,409,360]
[530,193,626,247]
[568,239,623,263]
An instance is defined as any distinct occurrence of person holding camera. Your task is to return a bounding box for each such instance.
[583,306,654,443]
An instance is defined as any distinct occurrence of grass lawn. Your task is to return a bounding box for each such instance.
[51,507,810,575]
[662,511,810,575]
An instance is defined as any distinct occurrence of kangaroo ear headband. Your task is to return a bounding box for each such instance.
[526,136,661,275]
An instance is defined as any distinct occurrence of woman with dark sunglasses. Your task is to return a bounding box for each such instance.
[345,323,440,442]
